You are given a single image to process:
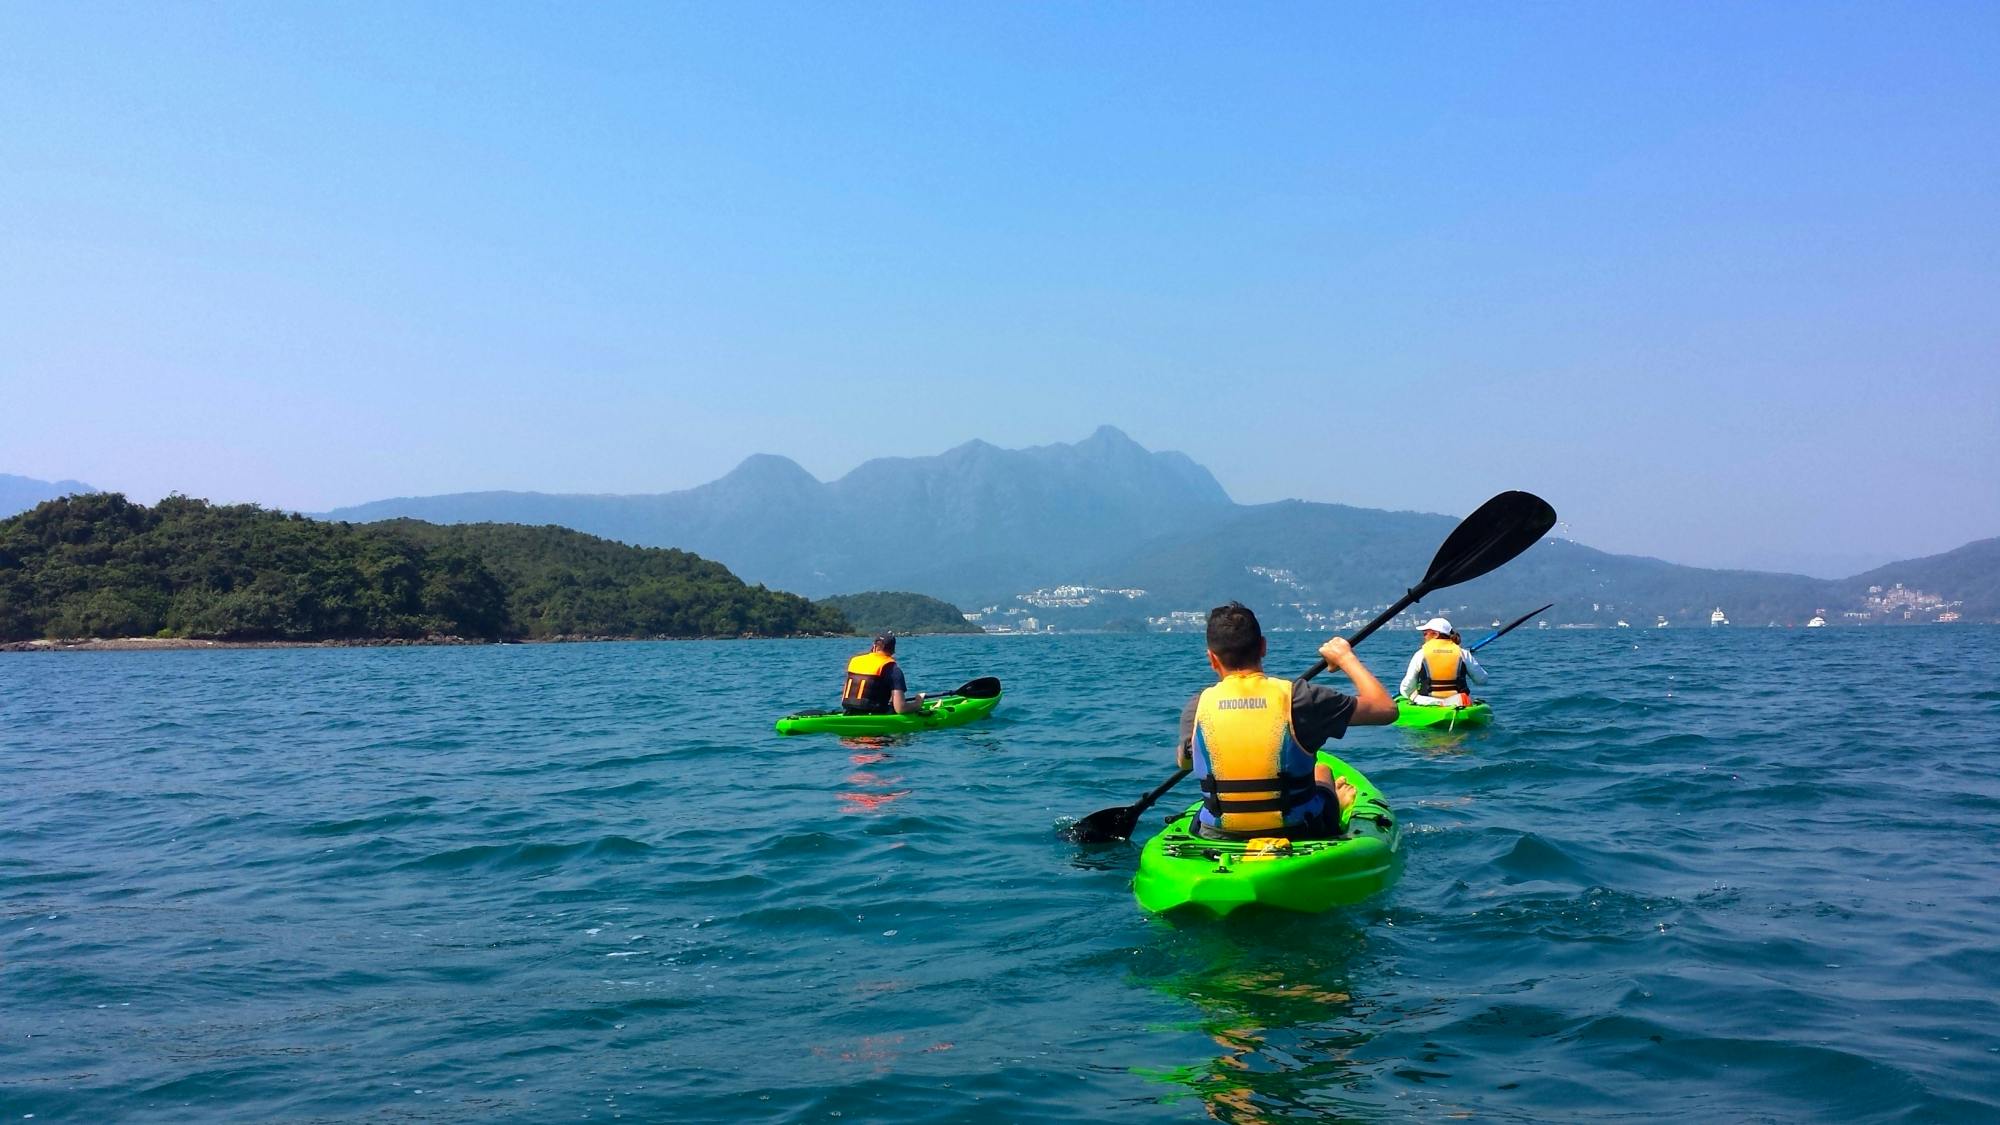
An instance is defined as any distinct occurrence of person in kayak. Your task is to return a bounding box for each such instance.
[1399,616,1487,707]
[840,633,929,715]
[1176,602,1398,840]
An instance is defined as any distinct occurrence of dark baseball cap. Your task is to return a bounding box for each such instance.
[873,632,897,652]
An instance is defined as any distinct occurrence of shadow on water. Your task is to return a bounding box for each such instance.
[1126,911,1388,1124]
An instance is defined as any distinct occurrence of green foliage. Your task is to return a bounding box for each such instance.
[814,590,980,634]
[0,494,849,642]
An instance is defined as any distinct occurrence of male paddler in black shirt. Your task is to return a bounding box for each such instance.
[840,632,928,715]
[1176,603,1398,839]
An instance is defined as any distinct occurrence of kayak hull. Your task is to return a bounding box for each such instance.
[1133,752,1401,917]
[1393,696,1493,729]
[774,691,1000,736]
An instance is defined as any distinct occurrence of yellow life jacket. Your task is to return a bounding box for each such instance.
[1417,638,1468,695]
[842,652,897,711]
[1190,672,1317,834]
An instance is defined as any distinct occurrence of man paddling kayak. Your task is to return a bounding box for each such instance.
[1399,616,1487,707]
[841,633,928,715]
[1176,603,1398,840]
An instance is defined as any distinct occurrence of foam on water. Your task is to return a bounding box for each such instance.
[3,629,1999,1121]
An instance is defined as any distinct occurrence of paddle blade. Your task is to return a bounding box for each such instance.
[953,676,1002,699]
[1471,602,1555,652]
[1061,767,1191,843]
[1421,491,1557,591]
[1329,491,1558,658]
[1062,803,1142,843]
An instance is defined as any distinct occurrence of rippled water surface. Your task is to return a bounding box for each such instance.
[5,629,2000,1122]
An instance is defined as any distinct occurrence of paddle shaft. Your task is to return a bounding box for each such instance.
[1140,767,1192,809]
[1469,603,1554,653]
[1294,585,1429,683]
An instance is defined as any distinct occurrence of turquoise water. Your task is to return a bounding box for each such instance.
[5,629,1999,1122]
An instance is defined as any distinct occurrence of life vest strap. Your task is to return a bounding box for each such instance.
[1200,776,1316,795]
[1199,775,1317,818]
[1204,795,1293,814]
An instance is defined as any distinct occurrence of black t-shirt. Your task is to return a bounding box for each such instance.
[1177,678,1357,762]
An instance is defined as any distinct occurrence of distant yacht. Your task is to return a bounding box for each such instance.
[1710,608,1729,627]
[1656,616,1670,628]
[1806,615,1827,628]
[1537,619,1549,630]
[1615,619,1630,628]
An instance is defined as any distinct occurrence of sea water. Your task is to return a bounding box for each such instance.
[4,628,1998,1122]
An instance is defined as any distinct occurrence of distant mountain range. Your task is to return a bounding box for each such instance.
[1081,502,1996,629]
[1,474,97,519]
[22,431,1992,629]
[327,426,1235,604]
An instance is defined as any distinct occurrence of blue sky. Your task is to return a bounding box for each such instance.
[3,3,1995,576]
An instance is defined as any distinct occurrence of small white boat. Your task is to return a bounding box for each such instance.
[1710,608,1729,627]
[1806,616,1826,628]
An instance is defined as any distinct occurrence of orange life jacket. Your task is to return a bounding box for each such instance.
[842,651,897,711]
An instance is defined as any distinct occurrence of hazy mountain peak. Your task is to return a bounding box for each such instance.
[718,453,819,487]
[1,473,100,519]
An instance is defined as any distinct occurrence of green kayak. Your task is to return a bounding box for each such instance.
[1393,696,1493,729]
[774,678,1002,736]
[1133,752,1401,917]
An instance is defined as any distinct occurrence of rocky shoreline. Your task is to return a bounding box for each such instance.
[1,635,488,653]
[1,632,848,653]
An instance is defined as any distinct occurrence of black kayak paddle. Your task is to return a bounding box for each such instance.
[1468,603,1555,653]
[1060,489,1556,844]
[931,676,1002,700]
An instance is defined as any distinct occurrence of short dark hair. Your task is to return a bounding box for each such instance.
[1206,602,1263,669]
[873,632,896,653]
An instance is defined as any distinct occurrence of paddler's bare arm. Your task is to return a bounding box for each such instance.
[1320,637,1397,725]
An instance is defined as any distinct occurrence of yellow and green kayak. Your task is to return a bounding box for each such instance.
[1132,752,1401,917]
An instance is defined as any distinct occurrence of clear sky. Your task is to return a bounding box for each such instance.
[4,3,1995,576]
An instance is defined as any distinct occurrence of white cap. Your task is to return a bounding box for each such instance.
[1420,617,1453,634]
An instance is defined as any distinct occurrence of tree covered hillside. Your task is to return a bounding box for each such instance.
[815,591,981,634]
[0,494,847,642]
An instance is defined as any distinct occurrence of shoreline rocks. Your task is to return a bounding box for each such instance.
[0,631,855,653]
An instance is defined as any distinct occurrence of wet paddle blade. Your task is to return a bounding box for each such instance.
[1063,803,1142,844]
[1063,767,1191,844]
[1328,491,1558,657]
[1421,491,1557,590]
[952,676,1002,699]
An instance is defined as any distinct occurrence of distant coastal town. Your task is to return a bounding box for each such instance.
[958,571,1975,635]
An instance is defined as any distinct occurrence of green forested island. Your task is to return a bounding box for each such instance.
[814,590,982,634]
[0,494,848,642]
